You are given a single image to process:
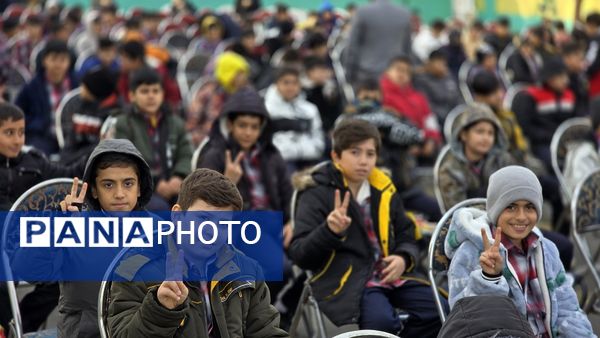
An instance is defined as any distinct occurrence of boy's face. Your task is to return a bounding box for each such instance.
[331,139,377,184]
[129,83,164,115]
[43,53,71,83]
[563,51,585,73]
[357,89,381,102]
[386,61,411,86]
[482,54,497,70]
[276,74,301,101]
[546,73,569,92]
[477,88,504,111]
[92,165,140,211]
[428,58,448,77]
[119,55,142,73]
[307,66,332,85]
[172,199,234,261]
[460,120,495,158]
[98,47,117,66]
[26,23,43,40]
[497,200,538,245]
[0,118,25,158]
[227,115,262,151]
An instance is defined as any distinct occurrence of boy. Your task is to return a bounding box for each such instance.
[15,40,79,155]
[113,67,192,211]
[289,119,444,337]
[562,42,588,115]
[303,56,342,134]
[11,138,154,337]
[60,66,119,164]
[445,166,595,337]
[265,67,325,170]
[438,104,515,210]
[380,56,441,158]
[107,168,289,337]
[77,37,120,79]
[512,57,576,171]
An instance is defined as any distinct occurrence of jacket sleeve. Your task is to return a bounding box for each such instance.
[274,152,293,223]
[38,152,87,180]
[512,92,550,145]
[272,104,325,161]
[288,188,346,271]
[114,115,132,141]
[543,241,597,338]
[197,147,226,173]
[447,241,510,309]
[438,159,468,211]
[108,282,188,338]
[171,117,193,178]
[245,282,290,338]
[390,194,419,271]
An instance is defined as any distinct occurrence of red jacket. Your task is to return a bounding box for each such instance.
[380,75,441,143]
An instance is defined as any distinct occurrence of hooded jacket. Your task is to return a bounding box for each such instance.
[108,239,289,338]
[438,105,515,210]
[12,139,154,338]
[288,162,418,326]
[444,207,596,338]
[198,88,293,221]
[264,84,325,162]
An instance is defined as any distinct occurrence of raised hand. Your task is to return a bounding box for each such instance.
[224,150,244,184]
[158,249,189,310]
[479,227,504,276]
[59,177,88,212]
[327,189,352,235]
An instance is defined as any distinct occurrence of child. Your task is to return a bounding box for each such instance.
[15,40,78,155]
[289,119,444,337]
[380,56,441,158]
[107,168,289,337]
[265,67,325,170]
[11,138,154,337]
[303,56,342,134]
[439,104,515,210]
[445,166,595,337]
[113,67,192,211]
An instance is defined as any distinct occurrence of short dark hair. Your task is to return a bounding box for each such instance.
[119,40,145,61]
[471,71,500,96]
[177,169,243,211]
[586,12,600,26]
[0,102,25,126]
[275,66,300,81]
[431,19,446,31]
[497,16,510,27]
[98,37,116,50]
[387,55,411,69]
[304,56,328,72]
[428,49,447,61]
[356,78,380,93]
[306,33,327,49]
[129,67,162,91]
[42,40,70,58]
[562,42,584,56]
[332,119,381,156]
[94,152,140,183]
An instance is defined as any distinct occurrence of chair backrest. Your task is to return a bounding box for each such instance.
[98,246,133,338]
[550,117,592,200]
[160,31,190,60]
[503,82,527,111]
[190,136,211,171]
[331,330,400,338]
[457,61,474,104]
[570,168,600,313]
[2,178,76,338]
[5,63,31,103]
[497,43,516,87]
[427,198,486,323]
[433,145,452,214]
[74,48,95,74]
[330,39,355,104]
[176,51,211,105]
[442,104,470,142]
[55,88,82,149]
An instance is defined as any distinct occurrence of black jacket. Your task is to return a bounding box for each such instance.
[0,146,86,210]
[197,88,293,222]
[288,162,418,326]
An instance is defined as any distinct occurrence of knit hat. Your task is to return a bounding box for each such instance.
[540,57,567,84]
[81,67,117,101]
[215,52,250,93]
[486,166,543,225]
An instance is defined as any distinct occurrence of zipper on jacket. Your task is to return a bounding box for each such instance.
[324,264,353,300]
[310,251,336,282]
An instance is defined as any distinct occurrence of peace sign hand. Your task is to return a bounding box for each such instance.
[59,177,88,212]
[327,189,352,235]
[224,150,244,184]
[479,227,504,276]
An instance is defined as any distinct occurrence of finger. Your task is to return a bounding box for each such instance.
[174,249,185,281]
[176,281,187,297]
[165,280,182,296]
[481,228,490,251]
[382,262,395,276]
[59,201,67,212]
[493,227,502,248]
[480,257,495,269]
[161,284,181,300]
[71,177,79,197]
[343,216,352,227]
[340,191,351,214]
[64,194,73,207]
[234,152,244,164]
[67,205,79,212]
[225,150,232,165]
[334,189,341,209]
[165,252,176,280]
[77,182,88,202]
